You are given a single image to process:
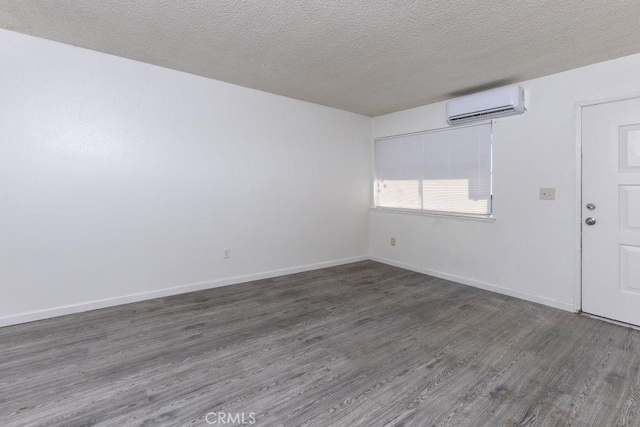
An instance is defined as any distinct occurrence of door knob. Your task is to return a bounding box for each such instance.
[585,217,596,226]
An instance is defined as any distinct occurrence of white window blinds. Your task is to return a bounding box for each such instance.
[375,123,492,216]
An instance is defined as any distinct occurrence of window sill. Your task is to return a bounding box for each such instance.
[370,207,496,222]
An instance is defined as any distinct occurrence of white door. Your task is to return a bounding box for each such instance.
[582,97,640,326]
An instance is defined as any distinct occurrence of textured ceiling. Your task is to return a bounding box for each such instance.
[1,1,639,116]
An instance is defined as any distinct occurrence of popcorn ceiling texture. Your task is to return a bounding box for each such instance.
[0,0,639,116]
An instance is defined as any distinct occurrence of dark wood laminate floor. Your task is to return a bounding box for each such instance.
[1,261,640,426]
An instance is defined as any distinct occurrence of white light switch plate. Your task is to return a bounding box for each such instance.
[540,188,556,200]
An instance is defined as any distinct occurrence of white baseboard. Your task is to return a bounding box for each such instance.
[369,256,575,313]
[0,255,368,328]
[1,254,574,328]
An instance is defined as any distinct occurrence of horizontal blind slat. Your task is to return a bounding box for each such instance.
[375,123,492,215]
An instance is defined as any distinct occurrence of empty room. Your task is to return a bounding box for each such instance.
[2,1,640,426]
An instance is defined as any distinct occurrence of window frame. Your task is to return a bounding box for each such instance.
[372,122,494,221]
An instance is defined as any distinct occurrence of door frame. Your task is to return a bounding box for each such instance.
[574,92,640,313]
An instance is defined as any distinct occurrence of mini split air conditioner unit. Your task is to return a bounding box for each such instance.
[446,85,525,126]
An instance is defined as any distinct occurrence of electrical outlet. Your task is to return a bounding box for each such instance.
[390,238,396,246]
[224,248,230,259]
[540,188,556,200]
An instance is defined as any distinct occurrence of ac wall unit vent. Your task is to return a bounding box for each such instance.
[446,85,525,125]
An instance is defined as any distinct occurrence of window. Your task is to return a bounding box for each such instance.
[374,123,492,216]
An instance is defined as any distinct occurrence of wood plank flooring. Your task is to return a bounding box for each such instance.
[1,261,640,426]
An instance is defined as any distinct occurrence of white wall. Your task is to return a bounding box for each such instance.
[0,29,371,326]
[371,52,640,312]
[5,27,640,328]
